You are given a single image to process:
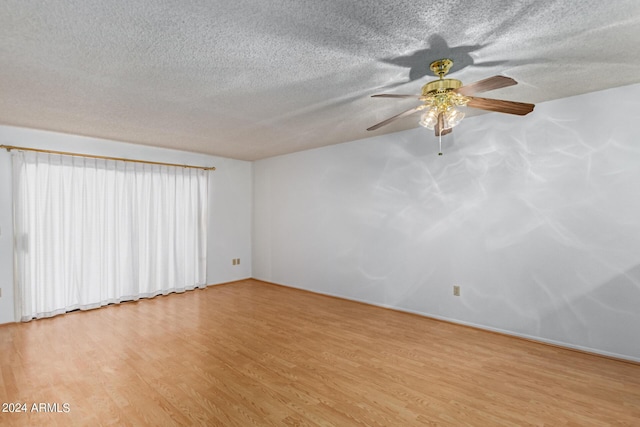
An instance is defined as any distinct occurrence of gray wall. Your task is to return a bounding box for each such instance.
[0,125,253,324]
[252,83,640,362]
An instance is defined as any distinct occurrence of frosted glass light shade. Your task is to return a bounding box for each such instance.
[445,108,464,128]
[418,109,438,129]
[419,107,465,130]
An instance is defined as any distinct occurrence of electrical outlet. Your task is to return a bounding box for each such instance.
[453,285,460,296]
[237,258,240,265]
[232,259,236,265]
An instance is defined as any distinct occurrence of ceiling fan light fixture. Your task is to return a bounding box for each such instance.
[367,58,535,138]
[419,106,465,130]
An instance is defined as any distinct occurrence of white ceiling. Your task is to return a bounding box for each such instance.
[1,1,640,161]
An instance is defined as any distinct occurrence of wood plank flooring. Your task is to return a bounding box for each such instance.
[1,279,639,426]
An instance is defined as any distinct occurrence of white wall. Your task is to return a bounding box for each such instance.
[253,83,640,362]
[0,125,252,324]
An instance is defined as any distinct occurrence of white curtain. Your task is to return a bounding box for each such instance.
[12,150,209,321]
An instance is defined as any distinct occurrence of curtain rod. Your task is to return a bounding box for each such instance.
[0,145,216,171]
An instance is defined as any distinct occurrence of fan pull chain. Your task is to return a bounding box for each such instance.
[438,132,443,156]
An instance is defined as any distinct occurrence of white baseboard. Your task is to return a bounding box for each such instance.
[252,277,640,364]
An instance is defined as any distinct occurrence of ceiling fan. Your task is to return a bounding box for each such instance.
[367,59,535,143]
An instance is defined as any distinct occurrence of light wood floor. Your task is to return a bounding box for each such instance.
[1,279,639,426]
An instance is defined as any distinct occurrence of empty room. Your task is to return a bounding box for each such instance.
[1,1,640,425]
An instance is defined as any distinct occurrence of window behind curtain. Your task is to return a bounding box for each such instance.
[12,150,209,321]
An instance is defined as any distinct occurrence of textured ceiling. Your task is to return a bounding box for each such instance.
[1,1,640,161]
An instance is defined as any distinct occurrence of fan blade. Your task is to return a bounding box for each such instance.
[456,76,517,96]
[434,113,452,136]
[371,94,421,99]
[367,106,423,131]
[467,96,535,115]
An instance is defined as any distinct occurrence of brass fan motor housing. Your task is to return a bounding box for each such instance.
[421,79,462,96]
[423,59,461,96]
